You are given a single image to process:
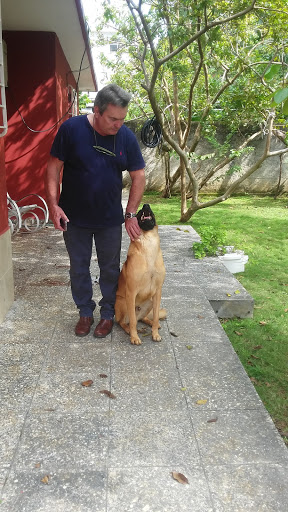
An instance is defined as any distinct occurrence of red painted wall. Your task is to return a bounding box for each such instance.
[0,137,8,236]
[3,31,76,209]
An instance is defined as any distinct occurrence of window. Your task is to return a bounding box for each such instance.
[110,43,118,52]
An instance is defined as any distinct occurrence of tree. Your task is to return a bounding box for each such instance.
[95,0,288,220]
[79,92,90,114]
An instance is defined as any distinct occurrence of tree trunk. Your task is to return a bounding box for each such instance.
[162,152,172,198]
[180,158,187,217]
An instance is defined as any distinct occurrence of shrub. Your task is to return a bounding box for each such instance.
[192,225,227,259]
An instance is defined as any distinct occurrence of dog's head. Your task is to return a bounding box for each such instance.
[136,204,156,231]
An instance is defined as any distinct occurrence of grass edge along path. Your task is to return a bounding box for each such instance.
[142,192,288,446]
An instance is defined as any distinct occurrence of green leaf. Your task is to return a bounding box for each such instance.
[283,98,288,116]
[273,88,288,104]
[264,64,279,81]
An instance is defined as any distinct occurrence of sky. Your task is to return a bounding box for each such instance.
[81,0,103,92]
[81,0,98,25]
[81,0,120,91]
[81,0,132,90]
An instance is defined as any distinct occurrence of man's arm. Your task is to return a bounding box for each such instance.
[45,155,69,231]
[125,168,145,241]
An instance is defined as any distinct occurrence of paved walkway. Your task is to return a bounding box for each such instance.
[1,222,288,512]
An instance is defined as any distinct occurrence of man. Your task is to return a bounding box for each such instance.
[45,84,145,338]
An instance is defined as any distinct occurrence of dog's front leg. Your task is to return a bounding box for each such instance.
[126,289,142,345]
[151,289,162,342]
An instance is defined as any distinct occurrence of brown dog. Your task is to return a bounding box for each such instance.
[115,204,166,345]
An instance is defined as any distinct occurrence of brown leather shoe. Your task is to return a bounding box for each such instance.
[75,316,94,337]
[93,319,113,338]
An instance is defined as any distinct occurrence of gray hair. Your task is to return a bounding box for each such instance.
[94,84,131,114]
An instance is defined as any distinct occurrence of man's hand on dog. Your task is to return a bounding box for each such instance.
[125,217,141,241]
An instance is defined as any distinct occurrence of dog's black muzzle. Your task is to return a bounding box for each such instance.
[137,204,156,231]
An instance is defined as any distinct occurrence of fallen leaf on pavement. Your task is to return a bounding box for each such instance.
[41,475,50,485]
[171,472,189,484]
[100,390,116,399]
[99,374,108,378]
[207,417,218,423]
[170,331,178,337]
[196,399,208,405]
[81,380,93,387]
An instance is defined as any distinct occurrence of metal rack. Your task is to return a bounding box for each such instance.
[7,193,49,235]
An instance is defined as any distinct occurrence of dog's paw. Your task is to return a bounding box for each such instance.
[152,332,162,342]
[130,335,142,345]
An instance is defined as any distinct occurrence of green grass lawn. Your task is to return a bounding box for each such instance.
[142,192,288,444]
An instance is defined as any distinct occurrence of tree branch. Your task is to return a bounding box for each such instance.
[158,1,257,66]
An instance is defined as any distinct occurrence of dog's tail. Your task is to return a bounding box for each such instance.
[147,308,167,321]
[159,308,167,320]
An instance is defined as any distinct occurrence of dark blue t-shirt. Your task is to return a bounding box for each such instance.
[50,115,145,228]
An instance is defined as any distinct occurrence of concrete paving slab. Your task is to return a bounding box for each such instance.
[107,466,213,512]
[206,463,288,512]
[174,341,264,411]
[30,374,111,414]
[108,410,200,467]
[0,374,38,414]
[43,342,110,374]
[165,304,226,340]
[0,343,47,375]
[0,412,25,469]
[110,369,186,413]
[1,469,107,512]
[195,259,254,318]
[12,412,109,472]
[0,222,287,511]
[192,409,288,465]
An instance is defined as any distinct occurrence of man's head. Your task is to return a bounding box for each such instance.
[94,84,131,114]
[93,84,131,136]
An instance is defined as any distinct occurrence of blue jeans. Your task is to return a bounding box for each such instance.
[63,223,122,319]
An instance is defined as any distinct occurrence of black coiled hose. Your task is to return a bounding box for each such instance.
[140,117,162,148]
